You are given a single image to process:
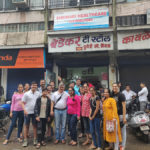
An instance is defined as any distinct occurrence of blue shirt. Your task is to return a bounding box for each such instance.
[74,85,81,96]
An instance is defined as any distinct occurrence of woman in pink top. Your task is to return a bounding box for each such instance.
[67,87,80,146]
[81,83,91,146]
[3,84,24,145]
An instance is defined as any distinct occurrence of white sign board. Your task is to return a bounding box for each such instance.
[118,31,150,50]
[48,33,113,53]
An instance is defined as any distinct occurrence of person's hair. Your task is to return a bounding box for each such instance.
[83,82,88,87]
[58,82,65,88]
[112,82,118,86]
[69,81,75,85]
[47,84,52,88]
[76,78,81,81]
[40,79,45,82]
[125,84,130,87]
[141,82,146,86]
[31,81,37,85]
[68,87,75,101]
[42,88,47,92]
[18,84,23,88]
[24,83,30,86]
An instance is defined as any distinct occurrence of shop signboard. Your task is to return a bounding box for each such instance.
[54,8,109,31]
[0,48,45,68]
[118,31,150,50]
[48,33,113,53]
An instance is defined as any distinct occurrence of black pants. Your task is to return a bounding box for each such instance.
[37,118,47,143]
[80,116,84,134]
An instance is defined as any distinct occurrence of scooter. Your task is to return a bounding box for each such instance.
[0,100,11,132]
[127,98,150,143]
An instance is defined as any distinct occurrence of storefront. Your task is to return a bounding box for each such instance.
[48,32,113,88]
[0,48,46,99]
[118,30,150,92]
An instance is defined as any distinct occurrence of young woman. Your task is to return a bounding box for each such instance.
[3,84,24,145]
[89,87,102,150]
[67,87,80,146]
[78,86,85,138]
[81,83,91,145]
[103,89,122,150]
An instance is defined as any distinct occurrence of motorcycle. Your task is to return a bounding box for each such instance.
[0,100,11,133]
[127,98,150,143]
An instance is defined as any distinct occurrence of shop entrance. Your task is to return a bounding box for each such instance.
[61,66,108,88]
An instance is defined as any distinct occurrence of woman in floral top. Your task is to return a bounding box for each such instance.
[81,83,91,145]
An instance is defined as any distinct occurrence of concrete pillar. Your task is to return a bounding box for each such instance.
[53,60,58,87]
[109,64,117,90]
[1,69,8,99]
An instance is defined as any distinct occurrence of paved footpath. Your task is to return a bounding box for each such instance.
[0,127,150,150]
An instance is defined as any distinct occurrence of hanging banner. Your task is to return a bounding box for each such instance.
[54,8,109,31]
[0,48,45,68]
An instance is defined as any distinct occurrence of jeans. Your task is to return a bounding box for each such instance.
[6,111,24,140]
[80,116,84,134]
[37,118,47,143]
[83,117,90,134]
[54,109,67,140]
[140,101,147,111]
[90,117,102,148]
[68,114,78,141]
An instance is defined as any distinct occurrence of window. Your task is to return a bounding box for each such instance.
[80,0,94,6]
[0,0,16,11]
[0,22,45,33]
[30,0,45,9]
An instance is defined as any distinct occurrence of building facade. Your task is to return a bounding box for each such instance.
[0,0,150,99]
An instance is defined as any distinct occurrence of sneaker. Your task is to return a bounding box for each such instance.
[22,139,28,147]
[33,139,38,146]
[96,148,102,150]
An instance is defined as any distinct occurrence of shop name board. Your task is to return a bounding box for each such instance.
[0,49,45,68]
[54,8,109,31]
[118,31,150,50]
[49,33,113,53]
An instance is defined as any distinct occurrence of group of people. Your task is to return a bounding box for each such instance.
[2,78,149,150]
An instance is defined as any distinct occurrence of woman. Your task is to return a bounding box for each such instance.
[103,89,122,150]
[78,86,85,138]
[3,84,24,145]
[67,87,80,146]
[81,83,91,145]
[89,87,102,150]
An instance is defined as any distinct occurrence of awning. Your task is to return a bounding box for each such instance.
[0,48,45,68]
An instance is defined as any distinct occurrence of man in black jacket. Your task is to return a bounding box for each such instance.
[34,88,51,149]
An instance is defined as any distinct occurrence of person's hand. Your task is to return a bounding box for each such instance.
[89,116,93,120]
[50,111,54,116]
[123,118,127,124]
[10,112,12,118]
[36,117,40,122]
[24,110,28,116]
[48,117,51,122]
[77,116,80,120]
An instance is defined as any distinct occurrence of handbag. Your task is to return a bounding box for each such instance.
[106,120,115,132]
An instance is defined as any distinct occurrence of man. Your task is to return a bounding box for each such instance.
[22,81,40,147]
[51,82,69,144]
[74,79,81,96]
[50,81,57,92]
[122,84,137,101]
[38,79,46,94]
[112,83,127,150]
[138,82,148,111]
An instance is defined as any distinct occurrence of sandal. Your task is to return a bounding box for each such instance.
[54,140,59,144]
[82,140,90,146]
[36,143,41,149]
[62,140,66,144]
[3,140,8,145]
[17,138,23,143]
[41,141,46,146]
[69,140,73,145]
[89,144,97,149]
[78,133,83,138]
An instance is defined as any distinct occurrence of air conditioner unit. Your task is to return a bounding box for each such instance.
[12,0,28,6]
[147,9,150,24]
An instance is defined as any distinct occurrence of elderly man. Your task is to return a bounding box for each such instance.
[51,82,69,144]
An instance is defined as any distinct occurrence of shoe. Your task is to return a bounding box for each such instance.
[22,139,28,147]
[3,140,8,145]
[62,140,66,144]
[105,147,113,150]
[54,140,59,144]
[33,139,38,146]
[120,146,125,150]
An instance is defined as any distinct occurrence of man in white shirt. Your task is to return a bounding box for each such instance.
[22,81,40,147]
[122,84,137,101]
[138,82,148,111]
[38,79,46,95]
[51,82,69,144]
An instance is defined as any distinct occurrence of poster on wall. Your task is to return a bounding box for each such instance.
[48,33,113,53]
[0,48,45,68]
[54,8,109,31]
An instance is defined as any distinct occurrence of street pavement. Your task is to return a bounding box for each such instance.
[0,126,150,150]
